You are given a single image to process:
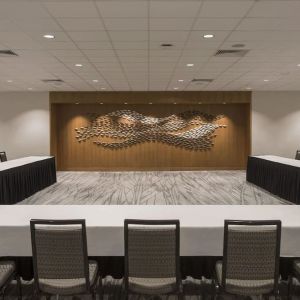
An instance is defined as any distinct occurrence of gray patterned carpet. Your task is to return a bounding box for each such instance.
[4,277,298,299]
[21,171,289,205]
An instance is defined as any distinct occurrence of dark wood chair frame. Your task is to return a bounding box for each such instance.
[30,219,102,300]
[0,263,22,300]
[124,219,183,300]
[0,152,7,162]
[213,220,281,300]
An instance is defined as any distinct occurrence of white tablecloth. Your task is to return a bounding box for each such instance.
[254,155,300,168]
[0,205,299,257]
[0,156,52,172]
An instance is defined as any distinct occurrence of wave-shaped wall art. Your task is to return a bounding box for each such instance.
[74,110,227,151]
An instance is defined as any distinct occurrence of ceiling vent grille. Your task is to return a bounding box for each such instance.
[42,79,64,86]
[215,49,249,57]
[0,50,18,57]
[191,79,213,84]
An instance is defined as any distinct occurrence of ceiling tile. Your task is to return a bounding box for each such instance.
[45,2,99,18]
[199,1,254,18]
[57,18,104,31]
[150,18,194,30]
[109,31,148,42]
[104,18,147,31]
[96,1,148,18]
[150,1,202,18]
[248,1,300,18]
[193,18,240,31]
[68,31,109,42]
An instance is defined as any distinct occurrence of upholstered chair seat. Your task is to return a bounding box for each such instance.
[293,260,300,275]
[30,219,101,299]
[39,261,98,295]
[128,276,177,295]
[0,260,21,300]
[215,260,275,296]
[124,220,183,299]
[0,261,15,287]
[214,220,281,299]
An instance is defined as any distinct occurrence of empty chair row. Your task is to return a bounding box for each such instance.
[2,219,300,299]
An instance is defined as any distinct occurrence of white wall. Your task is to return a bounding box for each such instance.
[0,92,50,159]
[252,91,300,158]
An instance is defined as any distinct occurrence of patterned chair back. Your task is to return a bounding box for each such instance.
[0,151,7,162]
[296,150,300,160]
[222,220,281,291]
[124,219,180,286]
[30,220,90,289]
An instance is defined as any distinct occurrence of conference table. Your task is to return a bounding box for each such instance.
[0,205,299,280]
[0,156,56,205]
[247,155,300,204]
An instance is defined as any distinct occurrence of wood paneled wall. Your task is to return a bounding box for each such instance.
[50,92,251,171]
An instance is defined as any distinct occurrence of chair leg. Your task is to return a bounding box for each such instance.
[98,275,103,300]
[288,275,293,300]
[16,274,22,300]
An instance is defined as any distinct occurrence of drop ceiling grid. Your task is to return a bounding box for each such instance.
[0,1,300,91]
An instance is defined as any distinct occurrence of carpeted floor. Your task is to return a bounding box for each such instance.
[21,171,289,205]
[4,276,299,299]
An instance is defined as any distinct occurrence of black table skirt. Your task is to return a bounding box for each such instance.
[0,157,57,205]
[8,256,294,281]
[246,156,300,204]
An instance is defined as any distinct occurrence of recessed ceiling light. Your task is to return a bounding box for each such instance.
[92,79,98,83]
[75,63,83,67]
[149,102,153,105]
[203,34,214,39]
[7,80,13,83]
[297,64,300,67]
[186,64,194,67]
[263,79,269,82]
[245,87,252,90]
[124,102,128,105]
[28,87,33,90]
[173,102,177,105]
[223,102,226,104]
[198,102,202,104]
[178,79,184,82]
[75,102,80,105]
[173,87,179,90]
[43,34,55,39]
[99,102,103,105]
[101,87,106,90]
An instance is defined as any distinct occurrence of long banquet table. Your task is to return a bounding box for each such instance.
[0,205,299,279]
[247,155,300,204]
[0,156,56,205]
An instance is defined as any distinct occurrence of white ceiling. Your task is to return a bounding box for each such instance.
[1,0,300,91]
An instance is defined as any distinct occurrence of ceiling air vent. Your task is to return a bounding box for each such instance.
[191,79,213,84]
[42,79,64,86]
[215,49,249,57]
[0,50,18,57]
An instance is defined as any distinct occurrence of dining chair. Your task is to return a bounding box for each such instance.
[0,261,22,300]
[213,220,281,299]
[124,219,183,299]
[30,219,102,300]
[0,152,7,162]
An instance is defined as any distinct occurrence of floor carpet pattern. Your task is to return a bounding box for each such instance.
[21,171,289,205]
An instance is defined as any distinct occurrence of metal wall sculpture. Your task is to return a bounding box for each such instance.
[75,110,227,151]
